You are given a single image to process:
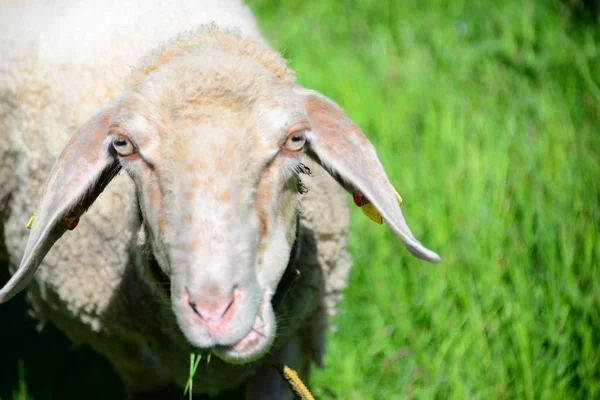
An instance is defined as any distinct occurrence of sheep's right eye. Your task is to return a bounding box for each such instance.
[112,135,135,157]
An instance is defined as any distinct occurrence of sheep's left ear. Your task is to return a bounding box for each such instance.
[296,87,440,263]
[0,103,121,303]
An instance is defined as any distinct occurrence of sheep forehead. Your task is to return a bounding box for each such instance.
[126,91,303,167]
[119,60,308,165]
[123,49,303,135]
[168,96,305,192]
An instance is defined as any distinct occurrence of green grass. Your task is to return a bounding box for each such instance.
[2,0,599,399]
[184,353,202,397]
[12,360,30,400]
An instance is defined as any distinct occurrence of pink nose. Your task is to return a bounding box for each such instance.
[185,286,239,325]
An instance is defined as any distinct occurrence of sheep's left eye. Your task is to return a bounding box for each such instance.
[284,132,306,152]
[112,135,135,156]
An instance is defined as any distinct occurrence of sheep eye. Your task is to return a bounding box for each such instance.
[284,132,306,152]
[112,135,135,156]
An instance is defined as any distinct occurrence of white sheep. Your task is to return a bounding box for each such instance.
[0,1,440,398]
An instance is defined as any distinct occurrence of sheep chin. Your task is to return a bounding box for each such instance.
[211,303,276,365]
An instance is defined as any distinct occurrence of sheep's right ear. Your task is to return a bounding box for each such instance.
[0,104,121,303]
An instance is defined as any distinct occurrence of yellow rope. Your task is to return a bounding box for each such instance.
[267,357,315,400]
[282,365,315,400]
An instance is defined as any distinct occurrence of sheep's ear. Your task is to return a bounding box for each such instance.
[0,104,121,303]
[297,88,440,263]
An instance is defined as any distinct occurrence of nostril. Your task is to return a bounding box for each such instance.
[185,285,238,324]
[221,295,234,319]
[188,298,198,313]
[185,287,200,316]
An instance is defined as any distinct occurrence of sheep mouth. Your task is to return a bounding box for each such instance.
[222,313,266,352]
[212,302,274,363]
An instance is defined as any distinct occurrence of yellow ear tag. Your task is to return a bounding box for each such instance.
[352,187,403,225]
[361,202,383,224]
[26,214,35,229]
[26,213,79,231]
[394,188,403,205]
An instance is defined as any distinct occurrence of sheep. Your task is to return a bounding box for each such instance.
[0,0,440,398]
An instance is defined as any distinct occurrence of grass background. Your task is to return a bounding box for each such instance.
[2,0,599,399]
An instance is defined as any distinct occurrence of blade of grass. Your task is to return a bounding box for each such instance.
[183,352,202,398]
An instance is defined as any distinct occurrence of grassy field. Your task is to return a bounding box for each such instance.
[2,0,599,399]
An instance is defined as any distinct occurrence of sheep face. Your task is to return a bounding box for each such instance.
[107,61,311,362]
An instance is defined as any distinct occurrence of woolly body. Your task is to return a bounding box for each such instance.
[0,0,439,397]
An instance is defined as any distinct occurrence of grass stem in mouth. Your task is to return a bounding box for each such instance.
[184,352,202,398]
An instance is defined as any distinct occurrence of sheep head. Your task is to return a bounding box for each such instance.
[0,28,440,363]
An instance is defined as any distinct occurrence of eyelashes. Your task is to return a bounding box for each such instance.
[295,162,312,195]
